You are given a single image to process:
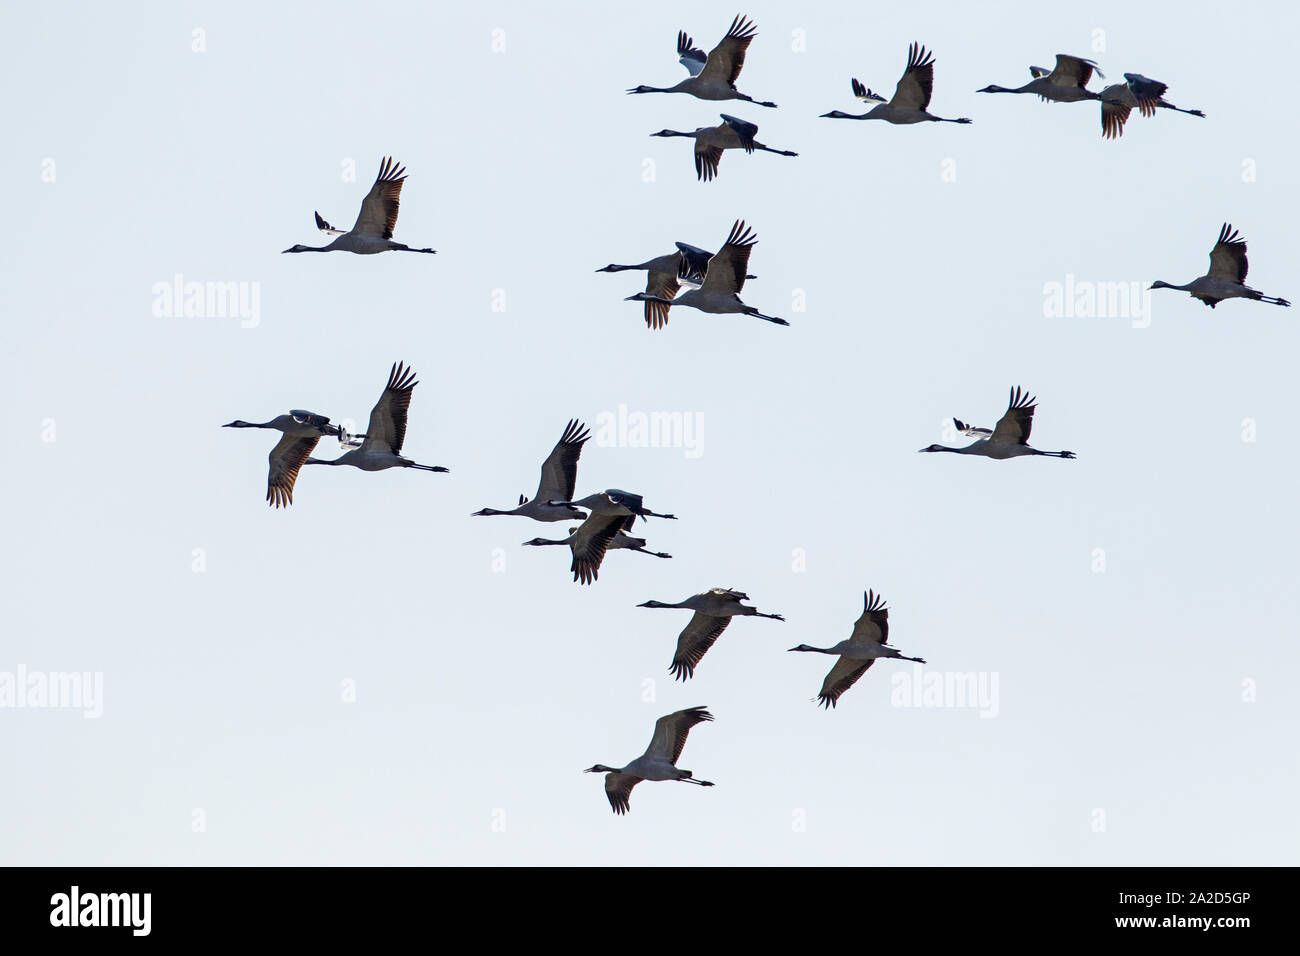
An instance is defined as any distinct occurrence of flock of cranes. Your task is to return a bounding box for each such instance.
[225,14,1291,815]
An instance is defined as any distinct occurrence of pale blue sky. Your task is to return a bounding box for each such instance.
[2,0,1297,865]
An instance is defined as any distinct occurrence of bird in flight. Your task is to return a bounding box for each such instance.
[585,707,716,814]
[919,387,1076,459]
[821,43,972,125]
[789,590,926,709]
[1149,223,1290,308]
[282,157,436,255]
[627,15,777,108]
[305,362,450,477]
[224,409,345,508]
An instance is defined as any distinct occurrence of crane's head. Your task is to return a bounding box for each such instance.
[584,765,616,774]
[282,244,313,254]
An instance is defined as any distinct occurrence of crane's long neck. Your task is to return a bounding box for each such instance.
[640,600,689,609]
[789,644,837,654]
[528,537,571,547]
[224,420,274,429]
[304,457,343,466]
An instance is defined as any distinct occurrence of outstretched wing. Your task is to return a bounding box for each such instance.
[570,513,624,584]
[851,77,885,103]
[1048,54,1102,89]
[700,219,756,296]
[644,265,680,330]
[890,42,935,111]
[1208,223,1248,284]
[669,614,732,681]
[314,212,345,236]
[1125,73,1168,116]
[847,589,889,646]
[646,706,714,763]
[360,361,418,456]
[816,658,873,709]
[698,14,757,88]
[694,142,724,182]
[953,418,992,439]
[535,419,590,503]
[720,113,759,152]
[266,433,320,508]
[990,386,1036,446]
[350,156,408,239]
[289,410,339,435]
[1099,83,1132,139]
[677,30,707,76]
[675,242,713,284]
[603,773,641,815]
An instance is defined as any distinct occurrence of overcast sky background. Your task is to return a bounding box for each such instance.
[2,0,1297,865]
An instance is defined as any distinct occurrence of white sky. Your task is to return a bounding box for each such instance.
[2,0,1297,865]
